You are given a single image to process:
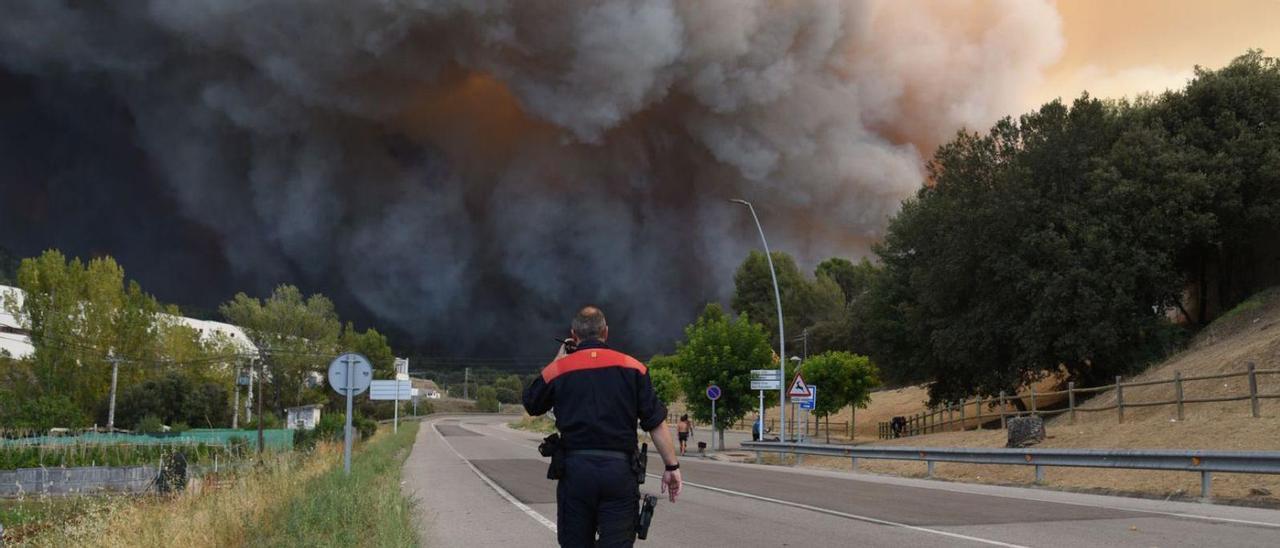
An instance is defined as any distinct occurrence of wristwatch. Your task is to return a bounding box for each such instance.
[664,462,680,471]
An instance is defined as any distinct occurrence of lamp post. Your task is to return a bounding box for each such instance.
[729,199,787,442]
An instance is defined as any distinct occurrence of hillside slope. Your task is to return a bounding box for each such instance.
[803,287,1280,504]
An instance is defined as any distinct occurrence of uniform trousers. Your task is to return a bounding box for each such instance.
[556,453,638,547]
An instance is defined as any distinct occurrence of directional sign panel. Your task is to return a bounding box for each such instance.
[370,379,413,401]
[750,380,781,390]
[751,369,782,390]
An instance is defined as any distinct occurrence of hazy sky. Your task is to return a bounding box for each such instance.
[1032,0,1280,108]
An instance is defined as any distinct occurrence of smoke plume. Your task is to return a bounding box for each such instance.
[0,1,1063,355]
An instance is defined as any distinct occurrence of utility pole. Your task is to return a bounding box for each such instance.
[255,356,265,455]
[105,354,122,432]
[464,367,470,399]
[246,357,254,423]
[232,362,241,429]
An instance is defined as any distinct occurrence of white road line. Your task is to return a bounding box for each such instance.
[431,420,559,533]
[650,473,1028,548]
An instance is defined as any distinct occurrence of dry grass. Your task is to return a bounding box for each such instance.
[26,444,342,547]
[778,288,1280,504]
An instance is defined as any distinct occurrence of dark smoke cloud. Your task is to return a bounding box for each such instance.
[0,1,1063,357]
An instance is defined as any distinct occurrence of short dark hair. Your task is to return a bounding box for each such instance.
[572,305,607,341]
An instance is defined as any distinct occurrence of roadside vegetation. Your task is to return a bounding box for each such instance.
[509,415,556,434]
[18,424,418,547]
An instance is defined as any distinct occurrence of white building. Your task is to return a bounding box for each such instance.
[286,404,323,430]
[0,284,258,361]
[0,285,33,359]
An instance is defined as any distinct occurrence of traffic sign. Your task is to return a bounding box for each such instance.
[787,374,811,398]
[706,385,722,401]
[328,353,373,396]
[370,379,413,401]
[750,369,782,390]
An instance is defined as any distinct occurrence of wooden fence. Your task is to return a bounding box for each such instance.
[879,363,1280,440]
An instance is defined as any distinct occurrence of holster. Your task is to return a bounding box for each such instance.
[539,433,565,480]
[632,442,648,485]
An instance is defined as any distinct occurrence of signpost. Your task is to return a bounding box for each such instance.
[798,385,818,442]
[706,384,721,450]
[329,353,373,475]
[371,379,413,432]
[751,370,781,440]
[788,374,812,442]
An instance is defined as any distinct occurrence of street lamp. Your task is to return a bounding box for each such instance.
[729,198,788,442]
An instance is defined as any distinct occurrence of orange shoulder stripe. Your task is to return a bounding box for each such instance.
[541,348,647,382]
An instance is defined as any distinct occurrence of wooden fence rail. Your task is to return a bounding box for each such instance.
[879,363,1279,439]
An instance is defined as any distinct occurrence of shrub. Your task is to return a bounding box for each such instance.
[136,415,166,434]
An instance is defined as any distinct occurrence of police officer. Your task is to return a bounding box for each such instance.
[523,305,682,547]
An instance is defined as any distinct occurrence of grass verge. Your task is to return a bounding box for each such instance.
[20,423,419,547]
[508,415,556,434]
[247,421,419,547]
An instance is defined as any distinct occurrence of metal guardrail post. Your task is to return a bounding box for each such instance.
[1175,371,1184,421]
[1068,382,1076,424]
[1035,464,1044,484]
[1201,470,1212,500]
[1116,376,1125,424]
[851,456,858,471]
[1248,362,1260,418]
[927,460,934,478]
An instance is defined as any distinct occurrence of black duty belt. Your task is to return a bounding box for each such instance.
[565,449,631,460]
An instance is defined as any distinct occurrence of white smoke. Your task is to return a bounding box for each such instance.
[0,0,1064,351]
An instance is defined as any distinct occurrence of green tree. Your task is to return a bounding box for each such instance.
[475,385,500,412]
[731,251,805,348]
[6,251,165,420]
[341,323,394,378]
[815,258,879,305]
[646,354,682,404]
[674,304,772,446]
[796,351,880,419]
[873,94,1204,403]
[494,375,524,404]
[221,285,341,415]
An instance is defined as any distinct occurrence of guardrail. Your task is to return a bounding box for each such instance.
[741,440,1280,500]
[879,362,1280,439]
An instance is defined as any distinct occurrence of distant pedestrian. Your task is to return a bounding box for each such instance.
[752,415,762,441]
[676,415,693,455]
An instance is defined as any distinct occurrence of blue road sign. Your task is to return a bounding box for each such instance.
[706,385,722,401]
[799,400,816,410]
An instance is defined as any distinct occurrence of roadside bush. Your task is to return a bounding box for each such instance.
[135,415,165,434]
[354,414,377,439]
[0,394,88,431]
[241,411,281,431]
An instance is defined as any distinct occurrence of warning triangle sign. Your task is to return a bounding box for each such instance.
[787,374,811,398]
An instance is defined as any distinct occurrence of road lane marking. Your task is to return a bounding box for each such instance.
[431,421,558,533]
[653,473,1028,547]
[473,417,1280,535]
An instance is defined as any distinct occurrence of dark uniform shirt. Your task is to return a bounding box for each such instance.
[522,340,667,453]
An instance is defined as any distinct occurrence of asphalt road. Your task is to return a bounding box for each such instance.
[403,415,1280,547]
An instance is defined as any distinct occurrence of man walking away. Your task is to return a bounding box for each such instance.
[524,306,682,547]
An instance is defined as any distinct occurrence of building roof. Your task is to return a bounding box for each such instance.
[0,285,257,359]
